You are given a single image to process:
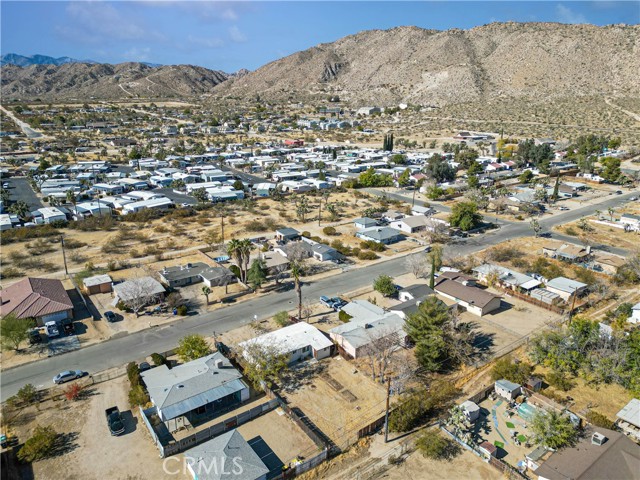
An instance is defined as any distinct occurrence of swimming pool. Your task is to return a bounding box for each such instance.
[517,403,538,421]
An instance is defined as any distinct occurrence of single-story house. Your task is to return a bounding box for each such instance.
[533,427,640,480]
[184,429,270,480]
[620,213,640,230]
[542,242,591,263]
[239,322,333,365]
[158,262,236,288]
[389,215,431,234]
[275,239,340,262]
[438,271,478,287]
[495,379,521,400]
[434,279,502,317]
[460,400,480,422]
[381,210,405,222]
[629,303,640,325]
[592,253,627,275]
[398,284,434,302]
[329,311,407,359]
[545,277,588,302]
[275,227,300,243]
[0,277,73,326]
[355,226,404,245]
[615,398,640,442]
[258,251,289,274]
[121,196,174,214]
[473,264,539,291]
[141,352,250,430]
[82,274,113,295]
[112,277,165,307]
[353,217,378,229]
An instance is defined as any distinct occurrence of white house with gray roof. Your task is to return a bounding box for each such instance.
[141,352,249,429]
[545,277,588,301]
[355,226,404,244]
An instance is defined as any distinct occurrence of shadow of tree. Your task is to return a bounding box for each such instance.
[280,361,327,393]
[49,431,80,458]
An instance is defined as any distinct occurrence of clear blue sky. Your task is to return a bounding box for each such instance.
[1,1,637,72]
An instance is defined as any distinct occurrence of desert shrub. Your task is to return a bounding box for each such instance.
[122,208,162,223]
[487,245,522,262]
[26,239,55,256]
[0,266,23,279]
[389,382,460,432]
[351,248,361,257]
[264,218,281,230]
[129,248,143,258]
[63,239,87,249]
[151,353,166,366]
[228,217,237,225]
[301,231,311,238]
[69,215,115,231]
[245,220,267,232]
[128,385,150,407]
[0,223,60,244]
[17,384,38,404]
[143,245,161,256]
[17,425,57,463]
[330,239,352,255]
[565,227,578,236]
[63,383,82,401]
[360,240,385,252]
[106,260,117,271]
[416,430,460,460]
[586,410,615,429]
[69,252,87,264]
[177,305,188,316]
[358,250,379,260]
[116,300,129,312]
[323,226,337,236]
[154,224,169,233]
[274,311,291,327]
[512,258,530,269]
[126,362,141,387]
[574,267,596,285]
[338,310,352,323]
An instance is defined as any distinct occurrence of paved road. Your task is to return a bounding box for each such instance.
[0,190,637,400]
[6,177,43,210]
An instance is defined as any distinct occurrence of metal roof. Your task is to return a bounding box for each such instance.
[547,277,588,293]
[141,352,246,421]
[239,322,333,358]
[617,398,640,427]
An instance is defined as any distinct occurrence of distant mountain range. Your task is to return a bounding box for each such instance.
[0,53,161,68]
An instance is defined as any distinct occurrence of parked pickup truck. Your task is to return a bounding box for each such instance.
[105,406,125,436]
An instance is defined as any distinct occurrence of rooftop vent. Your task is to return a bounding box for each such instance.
[591,432,606,446]
[177,384,185,389]
[364,323,373,329]
[215,359,224,369]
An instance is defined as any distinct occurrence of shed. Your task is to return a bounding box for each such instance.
[525,376,543,392]
[495,379,522,400]
[82,274,113,295]
[478,441,497,459]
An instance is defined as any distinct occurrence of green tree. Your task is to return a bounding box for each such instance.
[491,355,533,384]
[176,334,211,362]
[16,384,38,404]
[397,168,411,187]
[600,157,621,183]
[295,196,310,222]
[242,341,290,389]
[358,167,393,188]
[530,219,542,237]
[427,244,443,289]
[247,258,268,289]
[8,200,30,220]
[17,425,57,462]
[519,170,535,184]
[530,409,578,449]
[416,430,460,460]
[449,201,483,231]
[191,187,209,204]
[424,154,456,183]
[274,311,291,327]
[425,185,444,200]
[0,313,30,351]
[373,275,396,297]
[232,179,244,191]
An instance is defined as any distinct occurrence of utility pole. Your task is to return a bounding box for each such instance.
[411,186,416,207]
[568,286,578,324]
[318,195,322,226]
[384,376,392,443]
[60,236,69,276]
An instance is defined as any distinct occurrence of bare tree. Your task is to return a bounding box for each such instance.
[360,328,402,383]
[286,241,309,264]
[405,253,429,278]
[119,277,164,317]
[424,219,450,244]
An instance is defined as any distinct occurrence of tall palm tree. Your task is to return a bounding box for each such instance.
[608,206,615,222]
[290,260,305,321]
[66,190,78,218]
[238,239,253,283]
[226,239,243,280]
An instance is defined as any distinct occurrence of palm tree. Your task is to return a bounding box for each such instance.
[290,260,305,321]
[608,206,615,222]
[238,239,253,283]
[66,190,78,218]
[202,286,212,305]
[226,239,243,280]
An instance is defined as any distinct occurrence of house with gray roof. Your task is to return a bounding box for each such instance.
[158,262,236,288]
[141,352,249,430]
[355,226,404,244]
[275,227,300,243]
[434,278,502,317]
[546,277,588,302]
[184,429,269,480]
[353,217,378,229]
[473,264,540,291]
[329,311,407,359]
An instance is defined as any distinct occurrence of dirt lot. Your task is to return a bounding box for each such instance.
[282,356,388,450]
[4,376,185,480]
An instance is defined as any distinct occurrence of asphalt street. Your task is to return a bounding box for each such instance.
[5,177,44,211]
[0,190,637,400]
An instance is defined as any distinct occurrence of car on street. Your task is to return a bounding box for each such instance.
[615,190,623,195]
[558,206,569,211]
[2,182,9,188]
[104,311,116,322]
[53,370,83,384]
[631,197,638,201]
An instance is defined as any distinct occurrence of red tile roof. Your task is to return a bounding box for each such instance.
[0,278,73,319]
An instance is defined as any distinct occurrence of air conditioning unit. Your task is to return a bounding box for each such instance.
[591,432,606,446]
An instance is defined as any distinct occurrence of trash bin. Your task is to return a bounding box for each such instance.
[173,308,177,315]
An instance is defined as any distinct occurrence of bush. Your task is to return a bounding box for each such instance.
[491,356,533,384]
[17,425,57,463]
[360,240,385,252]
[177,305,188,316]
[338,310,352,323]
[545,370,574,392]
[116,300,130,312]
[126,362,141,387]
[63,239,87,249]
[274,311,291,327]
[151,353,166,367]
[358,250,378,260]
[416,430,460,460]
[565,227,578,236]
[0,266,23,279]
[512,258,530,269]
[586,410,615,429]
[373,274,396,297]
[487,246,523,262]
[128,385,150,407]
[245,220,267,232]
[389,382,460,432]
[64,383,82,401]
[17,384,38,404]
[301,231,311,238]
[322,226,337,236]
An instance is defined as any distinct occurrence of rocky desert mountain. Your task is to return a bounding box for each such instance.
[1,62,228,100]
[215,22,640,106]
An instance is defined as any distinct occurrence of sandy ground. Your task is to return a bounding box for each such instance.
[6,376,186,480]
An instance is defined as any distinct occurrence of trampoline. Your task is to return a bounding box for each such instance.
[517,403,538,421]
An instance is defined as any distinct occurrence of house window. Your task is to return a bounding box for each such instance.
[302,345,311,352]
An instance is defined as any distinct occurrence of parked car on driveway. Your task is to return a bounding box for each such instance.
[45,321,59,338]
[319,296,334,309]
[104,311,116,322]
[105,406,125,436]
[53,370,83,385]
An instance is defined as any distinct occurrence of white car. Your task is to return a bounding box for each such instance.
[44,321,59,338]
